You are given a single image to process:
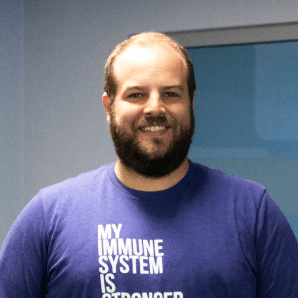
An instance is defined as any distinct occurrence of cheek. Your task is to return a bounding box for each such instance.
[171,106,192,126]
[113,107,139,130]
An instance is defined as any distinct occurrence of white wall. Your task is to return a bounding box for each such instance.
[1,0,298,246]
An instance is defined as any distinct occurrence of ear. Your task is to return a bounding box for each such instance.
[102,92,111,123]
[192,91,196,108]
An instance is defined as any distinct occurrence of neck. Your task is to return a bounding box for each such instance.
[114,158,189,191]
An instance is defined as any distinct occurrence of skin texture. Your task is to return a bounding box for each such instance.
[102,44,194,191]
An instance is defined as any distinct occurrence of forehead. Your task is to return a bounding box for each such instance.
[113,44,187,88]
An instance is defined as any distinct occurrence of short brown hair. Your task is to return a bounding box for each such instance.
[104,32,196,104]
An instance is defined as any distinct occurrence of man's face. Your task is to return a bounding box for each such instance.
[106,44,194,177]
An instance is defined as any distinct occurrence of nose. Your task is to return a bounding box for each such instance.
[143,91,166,116]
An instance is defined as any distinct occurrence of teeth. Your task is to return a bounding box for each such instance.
[143,126,166,132]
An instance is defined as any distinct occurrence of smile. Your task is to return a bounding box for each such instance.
[141,126,168,132]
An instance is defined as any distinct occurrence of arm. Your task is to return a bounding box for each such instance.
[0,193,47,297]
[256,191,298,297]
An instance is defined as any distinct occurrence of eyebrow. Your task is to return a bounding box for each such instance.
[124,86,146,92]
[161,85,185,91]
[124,85,185,92]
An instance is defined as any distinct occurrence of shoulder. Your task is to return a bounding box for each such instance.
[35,163,114,206]
[185,161,274,237]
[187,161,281,233]
[22,163,114,220]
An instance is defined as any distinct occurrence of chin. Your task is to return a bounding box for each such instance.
[138,143,170,159]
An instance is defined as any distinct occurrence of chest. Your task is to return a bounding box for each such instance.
[45,200,257,297]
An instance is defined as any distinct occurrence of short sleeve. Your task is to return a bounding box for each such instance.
[256,190,298,297]
[0,192,47,297]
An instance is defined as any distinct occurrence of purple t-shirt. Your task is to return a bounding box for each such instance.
[1,160,298,297]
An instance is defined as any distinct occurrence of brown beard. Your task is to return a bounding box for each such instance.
[109,107,195,178]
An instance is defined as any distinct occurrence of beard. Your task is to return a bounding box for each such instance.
[109,107,194,178]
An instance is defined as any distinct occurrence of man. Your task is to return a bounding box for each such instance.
[1,32,298,297]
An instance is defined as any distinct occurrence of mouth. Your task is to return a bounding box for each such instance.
[140,126,170,132]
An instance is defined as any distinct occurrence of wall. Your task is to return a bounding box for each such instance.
[1,0,298,246]
[0,0,24,247]
[22,0,298,203]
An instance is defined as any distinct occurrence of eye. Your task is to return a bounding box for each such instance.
[165,92,179,97]
[128,93,143,99]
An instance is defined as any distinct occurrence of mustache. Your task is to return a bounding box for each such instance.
[135,116,171,128]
